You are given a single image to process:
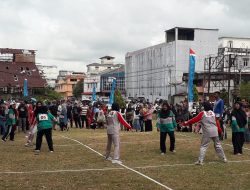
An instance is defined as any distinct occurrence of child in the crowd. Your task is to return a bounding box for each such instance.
[2,102,16,141]
[156,101,177,155]
[183,102,227,165]
[34,105,57,154]
[133,106,141,132]
[59,103,68,131]
[105,103,132,164]
[230,102,247,155]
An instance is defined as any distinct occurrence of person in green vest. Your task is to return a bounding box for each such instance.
[230,102,247,155]
[2,102,16,141]
[156,101,177,155]
[34,105,57,154]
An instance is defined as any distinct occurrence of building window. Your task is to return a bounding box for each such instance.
[70,79,77,82]
[95,66,99,70]
[243,59,249,67]
[107,67,111,69]
[27,71,31,76]
[228,41,233,48]
[13,75,18,81]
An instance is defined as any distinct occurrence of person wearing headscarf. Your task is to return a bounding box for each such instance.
[2,102,16,142]
[230,102,247,155]
[25,101,42,147]
[156,101,177,155]
[34,105,57,154]
[105,103,132,164]
[183,101,227,165]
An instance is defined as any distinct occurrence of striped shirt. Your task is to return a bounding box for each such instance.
[81,105,88,116]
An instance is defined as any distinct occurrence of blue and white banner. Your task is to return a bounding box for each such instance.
[188,49,196,111]
[109,78,116,105]
[92,83,96,101]
[23,79,28,97]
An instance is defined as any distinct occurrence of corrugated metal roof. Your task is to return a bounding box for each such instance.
[0,61,46,88]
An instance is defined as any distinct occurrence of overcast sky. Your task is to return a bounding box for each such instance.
[0,0,249,72]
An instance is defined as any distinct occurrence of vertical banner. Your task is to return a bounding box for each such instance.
[92,83,96,101]
[109,78,116,105]
[23,78,28,97]
[188,49,196,112]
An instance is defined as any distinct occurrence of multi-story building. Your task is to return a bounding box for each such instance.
[36,64,58,88]
[0,48,46,96]
[83,56,124,99]
[125,27,218,102]
[55,72,85,99]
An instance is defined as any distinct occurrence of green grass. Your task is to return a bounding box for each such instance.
[0,127,250,190]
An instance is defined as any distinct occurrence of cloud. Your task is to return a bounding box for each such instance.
[0,0,249,73]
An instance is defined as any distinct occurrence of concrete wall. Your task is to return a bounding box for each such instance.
[125,28,218,102]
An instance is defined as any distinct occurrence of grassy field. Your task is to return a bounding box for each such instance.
[1,127,250,190]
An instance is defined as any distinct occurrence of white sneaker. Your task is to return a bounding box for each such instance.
[112,159,122,164]
[34,150,40,155]
[170,150,176,153]
[161,152,165,155]
[105,157,112,161]
[195,160,204,165]
[223,158,228,163]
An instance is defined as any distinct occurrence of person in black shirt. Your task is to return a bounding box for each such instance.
[18,100,28,133]
[72,103,81,128]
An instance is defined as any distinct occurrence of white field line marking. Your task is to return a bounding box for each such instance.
[0,168,124,174]
[135,159,250,169]
[2,160,250,175]
[54,144,81,147]
[177,133,250,152]
[61,136,104,157]
[61,135,173,190]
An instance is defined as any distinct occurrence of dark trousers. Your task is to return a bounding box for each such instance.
[60,122,67,131]
[232,132,245,154]
[2,125,15,141]
[139,119,144,132]
[80,115,87,128]
[68,115,73,128]
[35,128,53,151]
[145,120,152,131]
[73,116,81,128]
[160,131,175,153]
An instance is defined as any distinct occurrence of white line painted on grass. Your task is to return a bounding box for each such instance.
[177,133,250,152]
[0,168,124,174]
[2,160,250,175]
[61,135,174,190]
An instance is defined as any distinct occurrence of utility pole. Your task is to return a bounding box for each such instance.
[166,65,174,103]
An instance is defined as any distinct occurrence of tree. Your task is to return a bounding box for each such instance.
[240,81,250,101]
[220,88,229,106]
[193,85,199,102]
[114,89,126,108]
[73,79,83,98]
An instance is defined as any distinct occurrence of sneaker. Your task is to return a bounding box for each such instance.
[50,151,54,153]
[105,157,112,161]
[170,150,176,153]
[223,158,228,163]
[161,152,166,155]
[25,143,31,147]
[2,139,6,142]
[34,150,40,155]
[195,160,204,165]
[112,159,122,164]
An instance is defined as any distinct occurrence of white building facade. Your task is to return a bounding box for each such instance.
[36,64,58,88]
[125,27,219,102]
